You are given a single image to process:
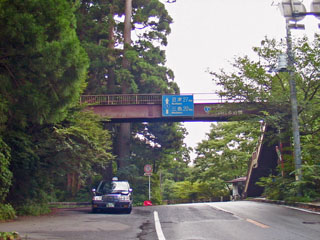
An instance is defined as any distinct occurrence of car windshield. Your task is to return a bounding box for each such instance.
[112,181,130,193]
[97,181,130,194]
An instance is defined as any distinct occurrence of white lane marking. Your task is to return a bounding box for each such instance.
[208,204,235,216]
[283,205,320,215]
[154,211,166,240]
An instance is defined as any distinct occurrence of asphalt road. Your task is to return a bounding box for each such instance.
[153,201,320,240]
[0,201,320,240]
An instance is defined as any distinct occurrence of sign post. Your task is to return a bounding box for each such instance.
[144,164,153,200]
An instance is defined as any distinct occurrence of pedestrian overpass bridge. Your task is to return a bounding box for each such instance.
[81,94,277,198]
[81,94,262,123]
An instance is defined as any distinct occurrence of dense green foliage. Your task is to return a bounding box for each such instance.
[0,231,20,240]
[2,0,319,221]
[161,122,260,203]
[0,204,15,222]
[210,36,320,201]
[0,0,117,217]
[5,109,114,210]
[257,164,320,202]
[0,0,186,219]
[74,0,183,204]
[0,0,89,126]
[76,0,177,95]
[127,122,190,204]
[0,139,11,203]
[193,122,260,182]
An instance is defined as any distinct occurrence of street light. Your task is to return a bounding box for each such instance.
[278,0,320,181]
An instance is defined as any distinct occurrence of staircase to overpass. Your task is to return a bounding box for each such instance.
[244,124,278,197]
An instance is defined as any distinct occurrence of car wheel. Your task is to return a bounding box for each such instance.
[125,207,132,214]
[92,208,98,213]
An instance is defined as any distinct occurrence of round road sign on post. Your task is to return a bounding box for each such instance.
[144,164,153,174]
[144,164,153,200]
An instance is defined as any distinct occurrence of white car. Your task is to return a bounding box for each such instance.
[91,178,133,214]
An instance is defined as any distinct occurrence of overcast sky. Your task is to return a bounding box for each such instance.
[161,0,320,160]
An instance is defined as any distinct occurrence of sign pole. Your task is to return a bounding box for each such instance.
[144,164,153,201]
[148,175,151,200]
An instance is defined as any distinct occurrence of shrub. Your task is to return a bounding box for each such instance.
[132,193,147,206]
[0,231,21,240]
[0,139,12,202]
[0,204,16,221]
[14,202,50,216]
[257,164,320,202]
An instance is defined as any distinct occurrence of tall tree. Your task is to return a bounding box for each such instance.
[76,0,123,94]
[210,36,320,138]
[0,0,89,208]
[76,0,178,172]
[193,122,260,183]
[209,36,320,199]
[0,0,89,127]
[117,0,133,168]
[106,0,117,93]
[6,109,114,206]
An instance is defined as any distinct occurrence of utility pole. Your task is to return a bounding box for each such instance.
[279,0,320,181]
[285,19,302,181]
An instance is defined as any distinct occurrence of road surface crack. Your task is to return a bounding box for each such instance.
[137,220,155,240]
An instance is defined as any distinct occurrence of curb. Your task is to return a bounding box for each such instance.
[250,198,320,213]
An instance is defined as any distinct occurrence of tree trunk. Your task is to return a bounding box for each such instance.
[121,0,132,93]
[117,123,131,168]
[107,1,116,93]
[122,0,132,69]
[117,0,132,169]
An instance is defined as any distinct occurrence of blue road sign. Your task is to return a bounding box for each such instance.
[162,95,194,117]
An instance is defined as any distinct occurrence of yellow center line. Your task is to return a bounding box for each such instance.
[246,218,270,229]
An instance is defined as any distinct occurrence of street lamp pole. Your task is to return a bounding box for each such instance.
[279,0,320,181]
[285,19,302,181]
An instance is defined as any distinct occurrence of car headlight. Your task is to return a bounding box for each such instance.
[93,196,102,201]
[119,195,130,201]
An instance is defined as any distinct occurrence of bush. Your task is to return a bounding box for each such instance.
[151,175,162,205]
[15,202,50,216]
[0,204,16,221]
[257,175,293,200]
[0,139,12,202]
[73,188,92,202]
[133,193,147,206]
[0,232,21,240]
[257,164,320,202]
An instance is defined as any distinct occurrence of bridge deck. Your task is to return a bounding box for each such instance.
[81,94,259,122]
[86,103,247,122]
